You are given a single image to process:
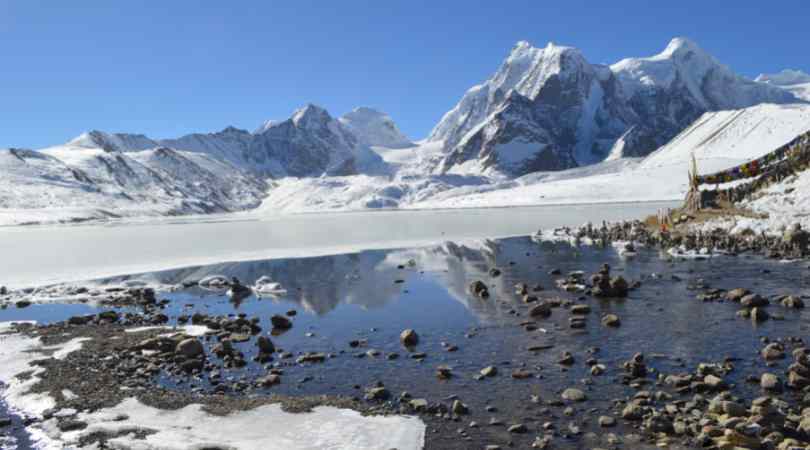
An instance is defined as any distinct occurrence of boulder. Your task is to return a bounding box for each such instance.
[177,338,204,358]
[781,295,805,309]
[726,288,750,302]
[257,374,281,387]
[561,388,586,402]
[256,336,275,354]
[400,329,419,346]
[270,315,292,329]
[751,307,769,322]
[529,302,551,318]
[760,373,782,392]
[761,343,785,361]
[740,294,768,308]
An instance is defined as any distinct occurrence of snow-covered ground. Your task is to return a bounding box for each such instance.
[0,322,425,449]
[699,168,810,235]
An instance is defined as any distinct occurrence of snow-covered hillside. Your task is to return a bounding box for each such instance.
[429,38,800,177]
[0,146,267,225]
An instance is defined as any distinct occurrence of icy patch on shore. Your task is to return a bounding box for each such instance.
[123,324,211,337]
[57,397,425,450]
[0,321,88,448]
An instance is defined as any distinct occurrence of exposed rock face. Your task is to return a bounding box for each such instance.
[430,38,800,177]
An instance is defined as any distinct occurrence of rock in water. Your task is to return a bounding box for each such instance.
[529,302,551,318]
[227,277,253,301]
[177,338,204,358]
[598,416,615,427]
[257,374,281,387]
[601,314,621,327]
[781,295,805,309]
[270,315,292,329]
[740,294,768,308]
[750,307,769,322]
[760,373,782,391]
[452,400,469,415]
[761,343,785,361]
[256,336,275,354]
[400,329,419,346]
[561,388,586,402]
[480,366,498,377]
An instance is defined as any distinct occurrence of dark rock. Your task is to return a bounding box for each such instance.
[58,420,87,432]
[256,336,275,354]
[177,338,204,358]
[270,315,292,329]
[529,302,551,318]
[400,329,419,346]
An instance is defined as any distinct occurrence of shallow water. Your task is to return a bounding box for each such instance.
[0,201,675,289]
[3,236,810,448]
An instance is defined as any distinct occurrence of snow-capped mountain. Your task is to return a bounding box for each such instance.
[431,38,801,177]
[756,69,810,101]
[63,104,390,178]
[339,107,413,148]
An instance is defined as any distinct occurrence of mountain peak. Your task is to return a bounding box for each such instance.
[659,37,709,59]
[291,104,332,128]
[339,107,412,148]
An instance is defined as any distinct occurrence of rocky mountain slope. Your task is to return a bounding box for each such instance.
[430,38,801,177]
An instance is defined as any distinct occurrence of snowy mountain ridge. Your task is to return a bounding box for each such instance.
[430,37,801,177]
[57,104,395,178]
[756,69,810,101]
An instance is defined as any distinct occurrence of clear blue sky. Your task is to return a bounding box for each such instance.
[1,0,808,149]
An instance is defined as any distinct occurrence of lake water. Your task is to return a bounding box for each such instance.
[3,234,810,449]
[0,202,676,289]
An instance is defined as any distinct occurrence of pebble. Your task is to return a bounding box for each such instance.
[480,366,497,377]
[601,314,621,327]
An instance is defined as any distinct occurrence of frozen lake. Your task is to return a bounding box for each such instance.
[0,202,676,289]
